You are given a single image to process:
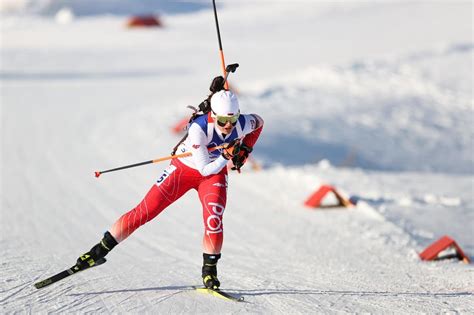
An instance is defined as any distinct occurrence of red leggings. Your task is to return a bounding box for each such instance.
[109,159,228,254]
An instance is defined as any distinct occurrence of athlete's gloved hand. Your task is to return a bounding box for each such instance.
[209,76,225,93]
[221,138,241,160]
[231,144,253,171]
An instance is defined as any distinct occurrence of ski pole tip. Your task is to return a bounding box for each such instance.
[94,171,101,178]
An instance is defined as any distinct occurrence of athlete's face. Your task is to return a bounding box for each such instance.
[216,120,235,135]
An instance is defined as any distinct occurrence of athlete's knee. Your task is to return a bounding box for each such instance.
[203,201,226,234]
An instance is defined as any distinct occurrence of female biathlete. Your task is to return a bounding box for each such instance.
[75,80,263,290]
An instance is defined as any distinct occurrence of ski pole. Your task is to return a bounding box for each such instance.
[95,145,224,178]
[223,63,239,87]
[212,0,231,89]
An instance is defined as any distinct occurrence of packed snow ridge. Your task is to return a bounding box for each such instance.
[247,43,473,173]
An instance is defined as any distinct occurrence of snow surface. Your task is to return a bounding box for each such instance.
[1,1,473,313]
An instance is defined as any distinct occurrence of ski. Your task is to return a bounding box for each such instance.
[194,286,245,302]
[34,257,107,289]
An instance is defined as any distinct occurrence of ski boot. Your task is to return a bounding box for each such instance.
[202,253,221,290]
[76,231,118,269]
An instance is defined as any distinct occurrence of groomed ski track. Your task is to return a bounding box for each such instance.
[1,94,472,311]
[1,1,473,313]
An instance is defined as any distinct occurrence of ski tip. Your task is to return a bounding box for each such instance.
[94,171,101,178]
[34,279,52,289]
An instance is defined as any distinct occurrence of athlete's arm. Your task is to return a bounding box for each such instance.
[241,114,264,147]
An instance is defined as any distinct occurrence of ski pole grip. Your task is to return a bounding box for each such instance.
[226,63,239,73]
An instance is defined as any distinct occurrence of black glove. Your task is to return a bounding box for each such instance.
[231,144,253,171]
[221,138,241,160]
[197,76,225,114]
[209,76,225,93]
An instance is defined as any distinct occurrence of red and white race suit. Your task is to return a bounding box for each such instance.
[110,113,263,254]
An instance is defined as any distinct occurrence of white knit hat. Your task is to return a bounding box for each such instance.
[210,90,240,116]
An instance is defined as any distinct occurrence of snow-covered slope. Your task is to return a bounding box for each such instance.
[1,1,473,313]
[245,45,473,173]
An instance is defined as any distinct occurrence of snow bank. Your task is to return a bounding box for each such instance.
[246,43,473,173]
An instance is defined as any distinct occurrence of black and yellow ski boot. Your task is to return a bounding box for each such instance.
[76,231,118,269]
[202,253,221,290]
